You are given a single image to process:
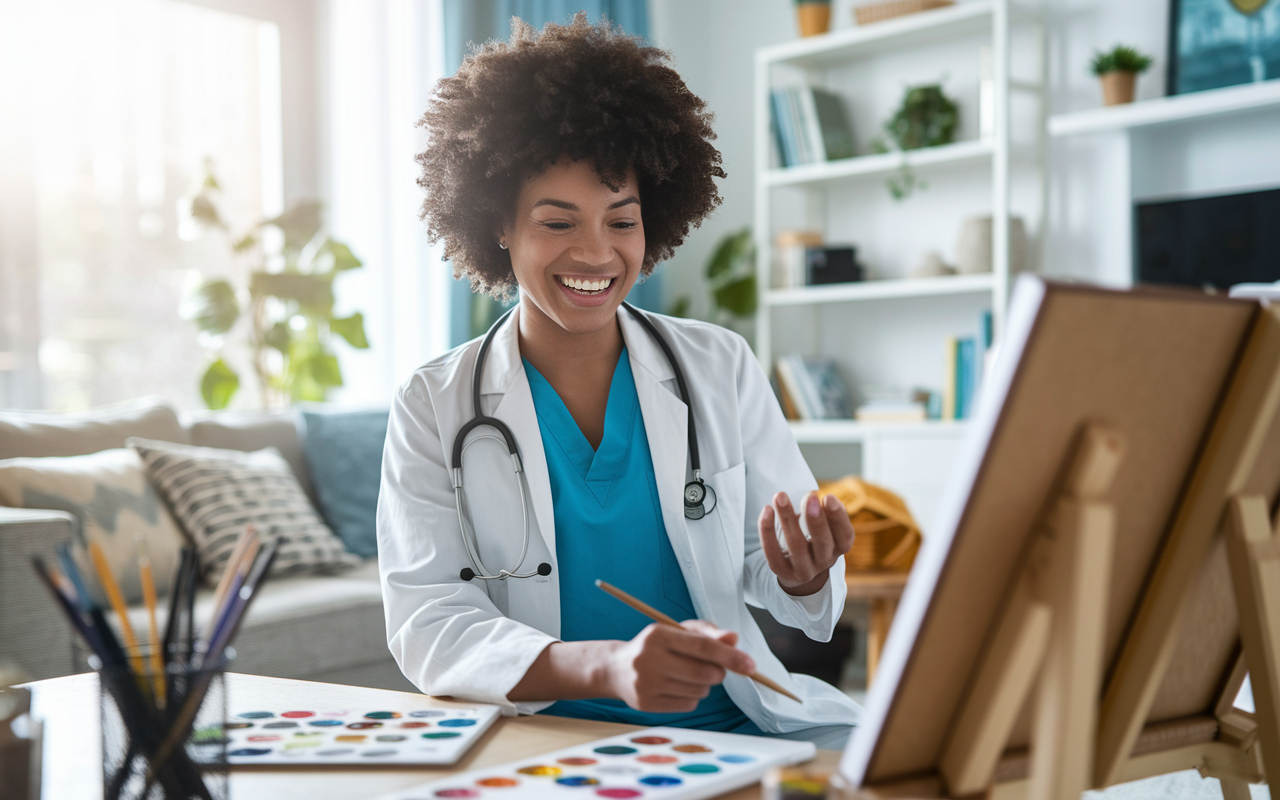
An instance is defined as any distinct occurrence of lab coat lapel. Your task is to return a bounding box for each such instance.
[620,312,705,604]
[478,306,558,567]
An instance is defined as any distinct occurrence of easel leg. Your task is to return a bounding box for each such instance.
[1218,777,1252,800]
[1029,500,1116,800]
[867,597,897,687]
[1224,495,1280,787]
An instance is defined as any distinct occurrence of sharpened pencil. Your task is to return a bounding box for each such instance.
[88,540,146,678]
[594,579,803,704]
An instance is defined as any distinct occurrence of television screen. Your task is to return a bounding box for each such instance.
[1135,187,1280,290]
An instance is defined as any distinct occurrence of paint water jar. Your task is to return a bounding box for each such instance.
[97,647,232,800]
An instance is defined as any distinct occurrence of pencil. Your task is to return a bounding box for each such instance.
[594,579,803,704]
[137,536,166,708]
[88,539,146,678]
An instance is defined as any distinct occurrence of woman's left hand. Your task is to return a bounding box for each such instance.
[758,491,855,596]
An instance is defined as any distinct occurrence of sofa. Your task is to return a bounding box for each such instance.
[0,397,415,692]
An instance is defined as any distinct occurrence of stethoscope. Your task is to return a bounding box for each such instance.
[451,302,716,582]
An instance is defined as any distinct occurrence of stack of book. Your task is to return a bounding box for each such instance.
[774,355,854,420]
[942,311,994,420]
[770,86,856,168]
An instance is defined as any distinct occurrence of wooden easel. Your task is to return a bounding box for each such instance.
[932,304,1280,800]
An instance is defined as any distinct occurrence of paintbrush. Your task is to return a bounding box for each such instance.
[594,579,803,704]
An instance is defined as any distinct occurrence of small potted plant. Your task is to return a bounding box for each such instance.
[1091,45,1153,106]
[795,0,831,37]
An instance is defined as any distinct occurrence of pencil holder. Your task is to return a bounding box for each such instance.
[98,648,231,800]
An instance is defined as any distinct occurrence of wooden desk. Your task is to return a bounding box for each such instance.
[28,672,839,800]
[845,572,908,685]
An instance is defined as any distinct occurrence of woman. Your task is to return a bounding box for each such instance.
[378,14,861,747]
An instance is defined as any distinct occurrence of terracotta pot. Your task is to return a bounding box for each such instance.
[796,3,831,37]
[1099,70,1137,106]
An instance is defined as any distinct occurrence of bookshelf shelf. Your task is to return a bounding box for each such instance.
[758,1,996,68]
[1047,79,1280,137]
[765,273,994,306]
[788,419,969,444]
[764,139,993,188]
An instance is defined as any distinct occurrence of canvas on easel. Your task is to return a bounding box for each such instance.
[833,276,1280,800]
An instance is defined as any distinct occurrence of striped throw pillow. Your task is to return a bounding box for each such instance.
[127,437,359,585]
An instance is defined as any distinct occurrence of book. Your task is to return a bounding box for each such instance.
[775,357,817,420]
[804,358,854,419]
[942,337,958,420]
[956,337,977,419]
[810,88,856,161]
[770,90,798,167]
[770,86,856,166]
[855,401,927,423]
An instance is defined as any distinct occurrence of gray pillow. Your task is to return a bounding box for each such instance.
[127,437,359,585]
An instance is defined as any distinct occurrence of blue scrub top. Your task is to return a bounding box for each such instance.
[524,349,760,732]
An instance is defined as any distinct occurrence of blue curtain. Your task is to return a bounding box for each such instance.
[442,0,661,347]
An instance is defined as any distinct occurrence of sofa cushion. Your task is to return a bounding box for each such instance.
[181,408,313,501]
[0,449,187,604]
[0,397,186,460]
[127,438,359,585]
[301,409,389,558]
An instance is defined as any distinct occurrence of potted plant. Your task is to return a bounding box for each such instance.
[1091,45,1154,106]
[871,83,959,199]
[795,0,831,37]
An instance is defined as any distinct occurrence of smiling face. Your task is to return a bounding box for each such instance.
[502,159,645,339]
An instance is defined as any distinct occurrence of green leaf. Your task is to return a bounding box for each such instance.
[250,271,334,313]
[330,312,369,349]
[667,296,691,318]
[232,232,258,254]
[706,234,740,280]
[262,201,323,252]
[286,346,343,402]
[321,239,362,272]
[263,321,292,353]
[188,193,225,230]
[200,359,240,410]
[713,275,757,317]
[182,280,240,334]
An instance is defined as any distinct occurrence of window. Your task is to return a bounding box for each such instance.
[0,0,283,410]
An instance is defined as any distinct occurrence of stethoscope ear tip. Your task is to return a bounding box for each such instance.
[460,568,477,582]
[537,562,553,576]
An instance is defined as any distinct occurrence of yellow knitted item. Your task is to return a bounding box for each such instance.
[819,476,921,573]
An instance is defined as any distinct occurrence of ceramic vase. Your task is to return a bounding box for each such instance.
[796,3,831,37]
[954,216,1027,275]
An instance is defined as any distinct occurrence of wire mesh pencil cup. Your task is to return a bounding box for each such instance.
[97,647,232,800]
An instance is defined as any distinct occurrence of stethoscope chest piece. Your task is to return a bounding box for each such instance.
[683,475,716,521]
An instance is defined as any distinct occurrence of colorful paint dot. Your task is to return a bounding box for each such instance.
[376,735,407,742]
[237,711,273,719]
[638,755,678,764]
[594,790,642,799]
[316,748,356,757]
[246,735,282,742]
[678,764,720,774]
[228,748,272,757]
[348,721,383,730]
[281,711,314,718]
[362,749,398,757]
[717,754,755,764]
[630,736,672,745]
[365,711,401,719]
[223,722,253,730]
[556,776,601,786]
[557,757,597,766]
[284,741,321,750]
[335,735,367,743]
[433,790,479,799]
[593,745,637,755]
[401,722,431,729]
[639,776,683,787]
[293,732,322,738]
[322,711,348,716]
[476,777,519,788]
[309,719,343,727]
[438,718,476,728]
[516,765,563,777]
[672,744,712,753]
[410,710,446,718]
[423,732,462,740]
[263,721,299,729]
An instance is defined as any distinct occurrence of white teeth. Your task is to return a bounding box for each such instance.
[559,276,612,293]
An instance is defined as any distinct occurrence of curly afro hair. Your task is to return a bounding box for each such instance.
[415,13,725,299]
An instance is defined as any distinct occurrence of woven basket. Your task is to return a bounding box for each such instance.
[820,475,921,573]
[854,0,954,25]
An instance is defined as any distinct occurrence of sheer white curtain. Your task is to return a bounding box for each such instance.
[323,0,451,406]
[0,0,281,410]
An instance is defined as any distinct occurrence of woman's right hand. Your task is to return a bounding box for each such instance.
[605,621,756,713]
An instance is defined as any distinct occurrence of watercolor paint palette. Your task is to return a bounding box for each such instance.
[222,704,501,765]
[373,727,816,800]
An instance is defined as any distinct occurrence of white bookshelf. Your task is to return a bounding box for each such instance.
[753,0,1045,448]
[1048,79,1280,137]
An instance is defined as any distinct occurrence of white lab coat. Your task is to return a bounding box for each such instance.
[376,306,861,734]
